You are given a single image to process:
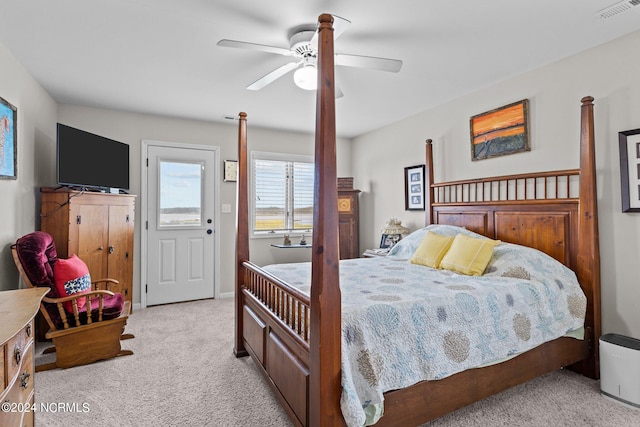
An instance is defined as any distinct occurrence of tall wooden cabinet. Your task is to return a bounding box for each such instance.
[337,188,360,259]
[40,187,135,304]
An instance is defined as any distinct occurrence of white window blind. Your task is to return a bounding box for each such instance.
[252,152,314,235]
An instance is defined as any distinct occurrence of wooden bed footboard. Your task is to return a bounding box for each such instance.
[239,261,311,427]
[243,261,310,346]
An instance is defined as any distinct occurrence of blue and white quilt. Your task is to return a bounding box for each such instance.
[261,225,587,427]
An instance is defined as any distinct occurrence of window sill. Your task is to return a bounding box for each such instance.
[251,230,312,239]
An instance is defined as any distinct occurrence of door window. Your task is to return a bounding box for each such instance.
[158,160,203,228]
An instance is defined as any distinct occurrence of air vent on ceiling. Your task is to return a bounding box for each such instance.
[597,0,640,19]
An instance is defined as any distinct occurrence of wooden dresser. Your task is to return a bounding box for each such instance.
[1,287,48,427]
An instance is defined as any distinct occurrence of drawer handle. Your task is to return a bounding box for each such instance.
[14,346,21,365]
[26,323,32,337]
[21,371,31,389]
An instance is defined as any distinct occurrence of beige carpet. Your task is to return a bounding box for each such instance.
[34,298,638,427]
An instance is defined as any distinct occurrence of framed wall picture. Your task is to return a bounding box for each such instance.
[404,164,425,211]
[470,99,529,161]
[618,128,640,213]
[223,160,238,182]
[380,233,401,249]
[0,96,17,180]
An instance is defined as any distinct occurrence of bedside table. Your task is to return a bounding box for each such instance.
[362,248,390,258]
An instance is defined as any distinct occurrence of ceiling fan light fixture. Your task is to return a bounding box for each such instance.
[293,64,317,90]
[219,15,401,95]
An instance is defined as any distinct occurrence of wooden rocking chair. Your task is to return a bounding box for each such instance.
[11,231,133,372]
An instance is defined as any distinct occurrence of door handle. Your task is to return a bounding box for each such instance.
[207,229,213,235]
[108,246,115,254]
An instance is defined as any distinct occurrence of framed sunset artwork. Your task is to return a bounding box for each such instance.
[470,99,529,161]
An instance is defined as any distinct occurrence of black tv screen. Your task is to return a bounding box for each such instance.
[57,123,130,190]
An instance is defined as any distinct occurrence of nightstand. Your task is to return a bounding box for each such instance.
[362,248,390,258]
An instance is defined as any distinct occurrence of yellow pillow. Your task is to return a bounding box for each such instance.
[440,234,500,276]
[410,232,455,269]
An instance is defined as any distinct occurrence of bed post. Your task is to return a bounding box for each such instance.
[573,96,601,378]
[309,13,342,426]
[234,111,249,358]
[425,139,434,225]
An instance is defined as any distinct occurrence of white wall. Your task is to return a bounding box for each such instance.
[0,43,58,291]
[352,30,640,340]
[57,105,352,301]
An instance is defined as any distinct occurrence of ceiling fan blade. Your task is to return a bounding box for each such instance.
[217,39,292,56]
[247,61,301,90]
[335,53,402,73]
[332,15,351,40]
[310,14,351,49]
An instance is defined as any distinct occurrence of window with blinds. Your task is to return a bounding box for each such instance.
[252,152,314,235]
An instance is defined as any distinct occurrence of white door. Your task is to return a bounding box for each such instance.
[145,144,217,305]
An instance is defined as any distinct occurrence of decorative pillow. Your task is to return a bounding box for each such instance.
[53,255,92,312]
[410,232,455,269]
[440,234,500,276]
[387,224,485,258]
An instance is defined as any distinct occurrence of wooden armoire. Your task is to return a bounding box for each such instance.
[337,185,360,260]
[40,187,135,304]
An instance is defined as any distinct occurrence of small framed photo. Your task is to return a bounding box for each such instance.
[404,164,425,211]
[380,233,401,249]
[224,160,238,182]
[0,96,17,180]
[618,128,640,212]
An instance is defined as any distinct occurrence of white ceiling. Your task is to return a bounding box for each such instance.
[1,0,639,138]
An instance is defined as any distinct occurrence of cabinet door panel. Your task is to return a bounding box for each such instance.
[107,205,132,297]
[75,204,109,281]
[338,219,354,259]
[337,191,359,259]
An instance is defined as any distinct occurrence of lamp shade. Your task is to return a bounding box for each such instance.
[381,218,410,235]
[293,65,317,90]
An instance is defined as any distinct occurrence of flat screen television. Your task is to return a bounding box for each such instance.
[56,123,130,191]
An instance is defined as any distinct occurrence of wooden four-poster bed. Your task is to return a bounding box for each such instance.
[234,14,601,427]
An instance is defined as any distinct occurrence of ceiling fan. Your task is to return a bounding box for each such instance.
[217,15,402,93]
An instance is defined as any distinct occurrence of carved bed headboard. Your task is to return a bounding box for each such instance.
[427,167,580,269]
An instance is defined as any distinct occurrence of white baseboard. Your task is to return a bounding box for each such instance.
[132,293,233,311]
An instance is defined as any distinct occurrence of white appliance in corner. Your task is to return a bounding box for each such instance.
[600,333,640,409]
